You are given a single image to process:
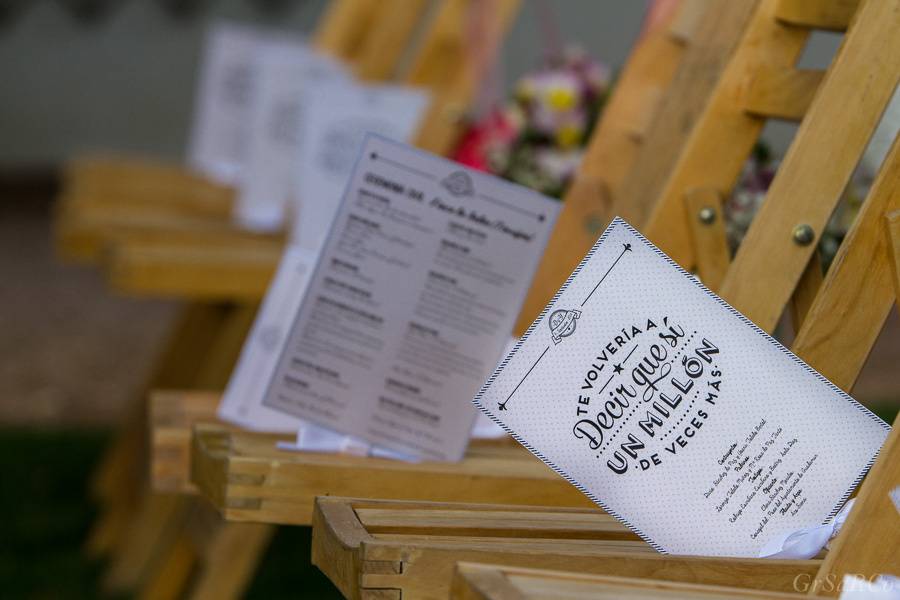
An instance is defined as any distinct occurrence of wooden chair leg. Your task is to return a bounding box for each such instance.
[84,394,149,558]
[85,495,136,558]
[87,302,232,558]
[188,523,276,600]
[102,494,191,593]
[810,413,900,596]
[136,532,198,600]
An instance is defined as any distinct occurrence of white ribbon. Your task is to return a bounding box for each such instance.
[758,499,855,559]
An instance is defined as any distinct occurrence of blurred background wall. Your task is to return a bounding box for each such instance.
[0,0,840,167]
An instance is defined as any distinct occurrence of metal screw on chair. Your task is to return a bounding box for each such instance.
[698,206,716,225]
[792,224,815,246]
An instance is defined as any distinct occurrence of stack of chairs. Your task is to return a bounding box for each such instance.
[299,0,900,598]
[447,383,899,599]
[58,0,899,597]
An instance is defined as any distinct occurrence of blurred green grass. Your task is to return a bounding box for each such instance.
[1,405,896,598]
[0,428,341,599]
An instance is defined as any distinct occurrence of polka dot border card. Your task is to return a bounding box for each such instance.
[474,218,890,557]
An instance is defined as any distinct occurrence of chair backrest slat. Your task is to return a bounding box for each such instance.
[313,0,383,62]
[642,0,811,273]
[717,0,900,331]
[615,0,763,229]
[516,0,758,332]
[741,66,824,122]
[773,0,859,31]
[790,135,900,391]
[810,413,900,596]
[353,0,432,82]
[889,210,900,297]
[406,0,522,155]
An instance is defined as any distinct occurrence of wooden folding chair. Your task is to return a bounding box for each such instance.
[313,124,900,598]
[449,372,899,599]
[308,0,900,596]
[310,497,818,600]
[449,409,899,599]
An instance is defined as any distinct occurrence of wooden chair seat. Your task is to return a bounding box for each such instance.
[55,158,240,262]
[312,410,899,599]
[107,237,279,300]
[55,204,281,266]
[62,156,235,216]
[190,426,595,526]
[310,497,818,600]
[450,564,812,600]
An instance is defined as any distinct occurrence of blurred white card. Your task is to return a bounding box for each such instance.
[290,83,430,249]
[474,218,889,557]
[187,22,266,185]
[234,43,350,231]
[218,245,317,432]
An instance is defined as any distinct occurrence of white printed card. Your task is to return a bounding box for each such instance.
[235,43,350,231]
[474,218,889,557]
[290,82,429,249]
[187,22,267,185]
[260,135,560,460]
[218,245,317,432]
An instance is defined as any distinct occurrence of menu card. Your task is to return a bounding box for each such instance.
[219,84,428,433]
[234,42,350,231]
[259,135,560,460]
[218,245,317,432]
[474,218,889,557]
[290,82,430,249]
[187,22,266,185]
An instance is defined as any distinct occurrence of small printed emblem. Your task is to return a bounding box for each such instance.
[441,171,475,197]
[549,309,581,344]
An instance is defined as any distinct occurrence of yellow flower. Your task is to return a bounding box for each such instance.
[555,124,582,148]
[545,86,576,112]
